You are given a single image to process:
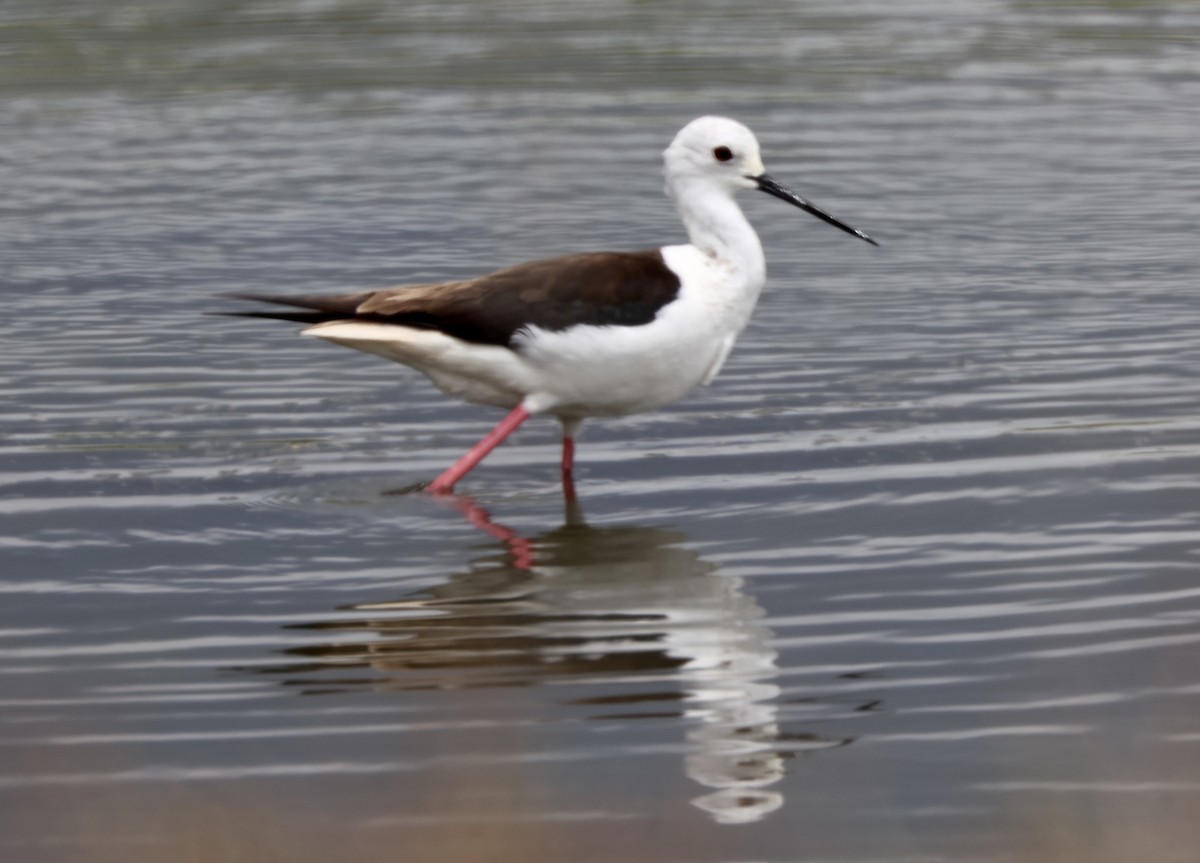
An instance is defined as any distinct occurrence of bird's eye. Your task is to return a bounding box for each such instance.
[712,146,734,163]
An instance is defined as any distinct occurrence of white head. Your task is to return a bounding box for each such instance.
[663,116,879,247]
[663,116,766,193]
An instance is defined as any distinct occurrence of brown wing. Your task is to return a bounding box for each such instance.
[229,250,682,349]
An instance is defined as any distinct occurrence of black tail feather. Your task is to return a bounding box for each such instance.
[210,309,346,324]
[213,291,376,325]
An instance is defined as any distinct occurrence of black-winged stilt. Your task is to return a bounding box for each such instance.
[229,116,877,496]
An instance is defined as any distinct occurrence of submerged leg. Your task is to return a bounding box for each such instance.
[426,404,531,494]
[559,417,583,502]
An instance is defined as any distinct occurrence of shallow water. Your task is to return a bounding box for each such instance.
[3,1,1200,860]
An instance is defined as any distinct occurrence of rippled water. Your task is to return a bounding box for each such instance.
[4,1,1200,860]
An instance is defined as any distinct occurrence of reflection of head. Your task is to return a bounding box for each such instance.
[692,788,785,825]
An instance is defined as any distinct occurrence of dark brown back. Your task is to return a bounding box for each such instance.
[230,250,683,349]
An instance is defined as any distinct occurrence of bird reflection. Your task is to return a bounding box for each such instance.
[240,494,853,823]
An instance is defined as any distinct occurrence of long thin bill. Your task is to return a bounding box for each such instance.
[755,174,879,247]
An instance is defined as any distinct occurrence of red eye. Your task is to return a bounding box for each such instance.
[713,146,733,163]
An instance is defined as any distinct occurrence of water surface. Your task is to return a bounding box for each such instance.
[3,1,1200,860]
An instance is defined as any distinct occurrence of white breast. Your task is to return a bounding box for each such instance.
[514,244,762,417]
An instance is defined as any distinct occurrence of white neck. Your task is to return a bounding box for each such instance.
[667,176,766,287]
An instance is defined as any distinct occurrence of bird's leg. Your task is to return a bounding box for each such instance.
[561,436,575,475]
[559,417,583,503]
[426,404,531,494]
[561,437,577,503]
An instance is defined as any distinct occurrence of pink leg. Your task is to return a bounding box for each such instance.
[561,436,575,476]
[559,417,581,502]
[426,404,531,494]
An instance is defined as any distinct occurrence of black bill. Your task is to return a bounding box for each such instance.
[754,174,878,247]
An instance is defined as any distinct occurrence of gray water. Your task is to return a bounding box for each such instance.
[3,1,1200,861]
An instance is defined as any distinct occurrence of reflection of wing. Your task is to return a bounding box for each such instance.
[235,497,850,824]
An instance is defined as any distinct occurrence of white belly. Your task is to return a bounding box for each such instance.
[516,314,733,417]
[305,305,737,419]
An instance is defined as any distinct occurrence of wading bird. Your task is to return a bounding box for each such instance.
[229,116,877,497]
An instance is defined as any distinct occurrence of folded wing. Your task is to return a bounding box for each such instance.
[230,250,682,349]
